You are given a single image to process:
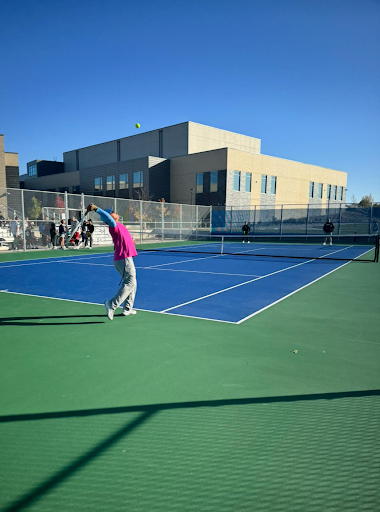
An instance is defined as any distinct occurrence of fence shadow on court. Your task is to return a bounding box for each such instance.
[1,389,379,512]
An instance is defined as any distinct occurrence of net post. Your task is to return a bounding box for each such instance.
[139,200,143,244]
[20,189,26,252]
[221,235,224,254]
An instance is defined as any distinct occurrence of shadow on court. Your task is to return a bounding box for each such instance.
[1,389,379,512]
[0,314,107,327]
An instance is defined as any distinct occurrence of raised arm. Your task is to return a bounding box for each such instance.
[87,204,116,228]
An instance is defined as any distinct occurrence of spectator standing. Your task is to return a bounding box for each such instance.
[323,219,334,246]
[85,219,94,248]
[49,223,57,249]
[59,219,67,250]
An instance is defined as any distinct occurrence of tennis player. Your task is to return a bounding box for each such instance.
[323,219,334,245]
[87,204,137,320]
[242,221,250,243]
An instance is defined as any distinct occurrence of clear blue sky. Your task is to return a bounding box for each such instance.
[1,0,379,202]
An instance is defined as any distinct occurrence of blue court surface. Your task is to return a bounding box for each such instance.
[0,241,373,323]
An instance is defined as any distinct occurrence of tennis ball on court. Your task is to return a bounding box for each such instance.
[135,123,140,128]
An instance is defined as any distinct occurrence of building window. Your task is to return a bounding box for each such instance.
[271,176,277,195]
[106,175,115,191]
[133,171,143,188]
[327,184,331,200]
[309,182,314,198]
[196,173,203,193]
[95,177,103,192]
[210,171,218,192]
[119,173,128,189]
[76,150,79,171]
[261,175,267,194]
[245,173,252,193]
[338,186,343,201]
[333,185,337,200]
[28,164,37,177]
[117,140,121,162]
[233,171,240,192]
[317,183,323,199]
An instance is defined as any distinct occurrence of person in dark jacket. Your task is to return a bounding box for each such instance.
[85,219,95,248]
[49,223,57,249]
[242,221,250,243]
[323,219,334,246]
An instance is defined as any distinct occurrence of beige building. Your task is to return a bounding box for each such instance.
[0,134,20,217]
[21,122,347,208]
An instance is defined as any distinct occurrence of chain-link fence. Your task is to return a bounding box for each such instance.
[212,204,380,236]
[0,187,212,252]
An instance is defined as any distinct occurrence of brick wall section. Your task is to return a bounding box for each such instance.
[226,170,251,208]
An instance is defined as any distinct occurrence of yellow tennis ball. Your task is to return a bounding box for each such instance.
[135,123,140,128]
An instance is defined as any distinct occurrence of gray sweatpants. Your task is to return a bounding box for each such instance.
[110,257,137,312]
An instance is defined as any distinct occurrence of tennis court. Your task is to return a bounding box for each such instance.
[1,236,379,511]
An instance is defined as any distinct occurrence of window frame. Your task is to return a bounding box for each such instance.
[210,171,218,192]
[119,173,128,189]
[233,171,241,192]
[94,177,103,192]
[133,171,143,188]
[106,175,115,191]
[270,176,277,195]
[309,181,314,198]
[196,173,204,193]
[245,173,252,193]
[261,175,267,194]
[327,184,331,200]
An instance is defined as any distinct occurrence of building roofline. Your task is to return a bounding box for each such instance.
[63,121,191,154]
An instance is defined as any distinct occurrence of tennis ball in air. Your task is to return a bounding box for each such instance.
[135,123,140,128]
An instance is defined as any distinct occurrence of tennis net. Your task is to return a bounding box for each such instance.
[139,234,379,262]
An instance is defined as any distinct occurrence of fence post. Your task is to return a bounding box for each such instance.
[81,193,85,218]
[114,197,117,215]
[196,205,199,236]
[280,204,283,236]
[209,205,212,234]
[230,206,233,234]
[139,200,143,244]
[180,204,183,240]
[306,205,310,235]
[161,201,164,241]
[64,191,69,223]
[252,205,256,234]
[369,204,373,234]
[338,203,342,235]
[21,189,26,252]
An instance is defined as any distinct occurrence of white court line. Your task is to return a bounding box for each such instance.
[237,246,375,323]
[160,245,356,313]
[0,253,113,269]
[57,259,263,277]
[0,290,235,324]
[144,254,225,268]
